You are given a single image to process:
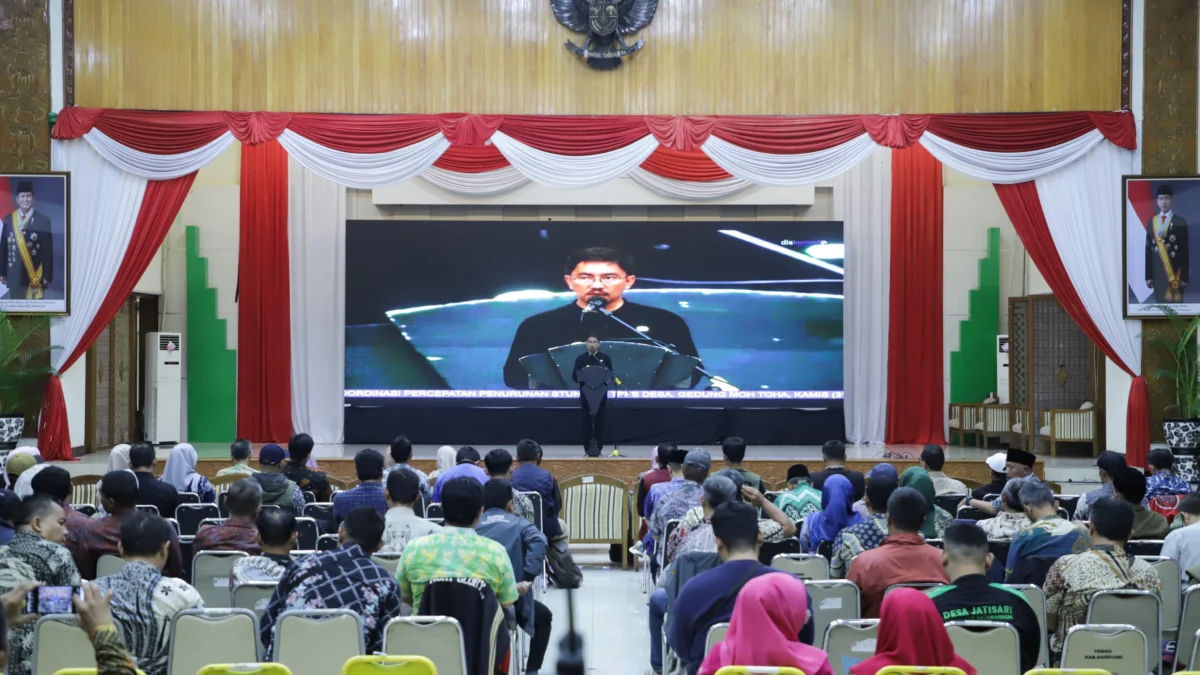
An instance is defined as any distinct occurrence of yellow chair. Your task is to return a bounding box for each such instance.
[713,668,806,675]
[873,669,968,675]
[197,665,293,675]
[341,655,437,675]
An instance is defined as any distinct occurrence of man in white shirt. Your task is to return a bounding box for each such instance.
[1162,493,1200,583]
[381,466,442,554]
[920,444,968,496]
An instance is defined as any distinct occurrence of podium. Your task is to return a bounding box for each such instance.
[517,341,702,390]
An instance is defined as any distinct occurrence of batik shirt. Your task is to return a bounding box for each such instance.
[0,532,82,675]
[1146,471,1191,502]
[774,483,823,522]
[1005,515,1092,578]
[1044,547,1162,654]
[649,481,703,543]
[261,544,403,654]
[1072,483,1114,523]
[666,505,785,566]
[90,561,205,675]
[977,511,1032,541]
[830,514,889,578]
[384,463,432,503]
[396,526,518,610]
[231,553,293,584]
[644,476,686,522]
[193,518,260,555]
[93,625,138,675]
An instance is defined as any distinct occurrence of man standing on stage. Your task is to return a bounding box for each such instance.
[1145,183,1189,304]
[1,181,55,300]
[573,334,613,456]
[502,246,701,389]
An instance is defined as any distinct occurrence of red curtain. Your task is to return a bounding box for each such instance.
[995,182,1150,466]
[237,140,293,443]
[886,145,946,445]
[37,173,197,460]
[639,147,732,181]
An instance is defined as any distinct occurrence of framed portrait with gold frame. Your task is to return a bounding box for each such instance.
[0,172,70,316]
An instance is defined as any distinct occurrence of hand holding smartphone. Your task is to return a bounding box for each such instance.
[25,586,84,615]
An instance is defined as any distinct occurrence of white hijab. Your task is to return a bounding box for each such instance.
[431,446,456,478]
[161,443,200,491]
[107,444,132,472]
[13,464,49,499]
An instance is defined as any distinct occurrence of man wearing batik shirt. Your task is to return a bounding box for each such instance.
[1005,480,1091,579]
[643,448,689,525]
[261,507,403,654]
[649,450,712,558]
[774,463,822,522]
[1145,448,1191,505]
[1073,451,1126,523]
[977,476,1033,541]
[668,469,796,566]
[192,479,261,555]
[831,473,896,578]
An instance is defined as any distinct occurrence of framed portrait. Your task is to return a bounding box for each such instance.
[0,172,70,315]
[1124,175,1200,318]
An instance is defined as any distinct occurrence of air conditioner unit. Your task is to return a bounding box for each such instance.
[145,332,182,444]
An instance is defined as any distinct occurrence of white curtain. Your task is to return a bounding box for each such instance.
[834,147,892,445]
[701,133,879,187]
[627,168,751,200]
[419,165,530,195]
[491,131,659,189]
[1035,142,1142,374]
[278,129,450,189]
[921,130,1105,185]
[48,140,149,370]
[287,155,347,443]
[83,129,236,180]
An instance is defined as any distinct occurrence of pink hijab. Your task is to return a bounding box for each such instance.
[698,574,833,675]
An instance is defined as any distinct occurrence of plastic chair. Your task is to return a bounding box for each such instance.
[273,609,365,675]
[371,553,403,575]
[873,669,968,675]
[425,503,443,520]
[135,504,160,515]
[1086,590,1161,674]
[96,553,124,578]
[33,615,111,675]
[944,620,1021,675]
[196,665,292,675]
[1139,556,1181,640]
[821,619,878,675]
[1176,585,1200,672]
[317,534,339,551]
[1004,584,1048,668]
[383,616,468,675]
[771,553,830,580]
[289,550,315,561]
[935,494,968,513]
[1061,623,1148,675]
[294,517,320,550]
[758,539,801,566]
[1125,540,1166,557]
[340,655,437,675]
[1023,670,1116,675]
[178,492,201,505]
[70,504,97,517]
[169,609,261,675]
[52,669,147,675]
[192,550,250,608]
[232,581,278,620]
[705,622,729,656]
[806,580,861,647]
[303,503,335,531]
[176,503,221,536]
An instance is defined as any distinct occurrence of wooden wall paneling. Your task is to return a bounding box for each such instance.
[73,0,1123,115]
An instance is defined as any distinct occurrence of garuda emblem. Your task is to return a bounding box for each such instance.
[551,0,659,70]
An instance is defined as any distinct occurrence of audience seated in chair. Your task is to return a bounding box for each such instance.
[483,448,535,525]
[232,507,298,584]
[90,510,205,675]
[648,449,711,560]
[967,448,1037,517]
[1162,493,1200,584]
[397,477,518,611]
[831,472,897,578]
[281,433,332,502]
[216,438,258,478]
[673,468,796,564]
[162,443,216,503]
[253,444,306,516]
[430,446,488,502]
[333,449,389,522]
[261,505,402,654]
[31,465,94,573]
[921,444,969,496]
[1004,479,1090,580]
[1113,465,1170,539]
[810,441,865,503]
[129,443,183,519]
[0,494,82,675]
[383,435,431,504]
[801,474,861,553]
[1072,451,1126,523]
[75,471,183,579]
[510,439,580,586]
[665,474,741,567]
[667,502,814,675]
[720,437,765,493]
[643,447,688,528]
[380,467,442,555]
[0,489,18,547]
[847,486,948,618]
[1043,495,1162,659]
[901,467,955,538]
[972,452,1010,501]
[637,444,677,538]
[194,478,262,554]
[698,573,833,675]
[1145,447,1191,516]
[774,463,823,522]
[976,475,1033,541]
[476,479,552,675]
[927,522,1042,673]
[849,587,977,675]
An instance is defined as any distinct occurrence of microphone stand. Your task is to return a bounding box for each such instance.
[593,307,722,383]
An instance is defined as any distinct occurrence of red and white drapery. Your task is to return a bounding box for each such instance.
[44,108,1142,463]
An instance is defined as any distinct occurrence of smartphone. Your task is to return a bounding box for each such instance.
[25,586,84,615]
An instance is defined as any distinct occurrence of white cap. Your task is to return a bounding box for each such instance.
[986,452,1007,473]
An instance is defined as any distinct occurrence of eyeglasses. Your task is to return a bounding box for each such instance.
[571,274,626,285]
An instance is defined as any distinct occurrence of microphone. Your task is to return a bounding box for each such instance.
[580,297,606,322]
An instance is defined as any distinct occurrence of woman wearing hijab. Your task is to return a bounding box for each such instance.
[900,466,954,538]
[12,462,48,499]
[107,444,132,472]
[850,588,976,675]
[429,445,457,484]
[162,443,216,503]
[801,474,863,553]
[699,574,833,675]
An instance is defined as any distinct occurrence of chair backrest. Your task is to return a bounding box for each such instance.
[822,619,879,675]
[1060,623,1148,675]
[135,504,160,515]
[169,609,261,675]
[871,669,968,675]
[195,665,292,675]
[758,538,801,565]
[301,491,316,505]
[1056,494,1081,519]
[712,668,806,675]
[272,609,364,675]
[232,582,278,620]
[176,503,221,536]
[519,491,544,532]
[71,504,97,517]
[302,503,335,530]
[294,517,319,550]
[1141,556,1182,633]
[935,494,967,513]
[955,506,988,521]
[705,622,729,656]
[1178,584,1200,671]
[1004,584,1048,668]
[33,615,102,675]
[771,553,830,580]
[178,492,201,505]
[807,580,861,646]
[382,616,468,675]
[192,551,250,608]
[944,620,1021,675]
[1126,539,1166,556]
[884,582,943,597]
[70,475,102,507]
[426,503,444,520]
[1086,590,1160,673]
[317,534,339,551]
[561,474,629,544]
[340,655,437,675]
[371,553,403,575]
[96,553,125,578]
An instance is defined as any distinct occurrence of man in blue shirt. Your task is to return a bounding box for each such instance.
[333,449,389,523]
[431,446,489,503]
[668,501,813,675]
[509,440,562,540]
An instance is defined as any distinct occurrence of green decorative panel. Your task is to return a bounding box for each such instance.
[185,226,236,443]
[950,227,1001,404]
